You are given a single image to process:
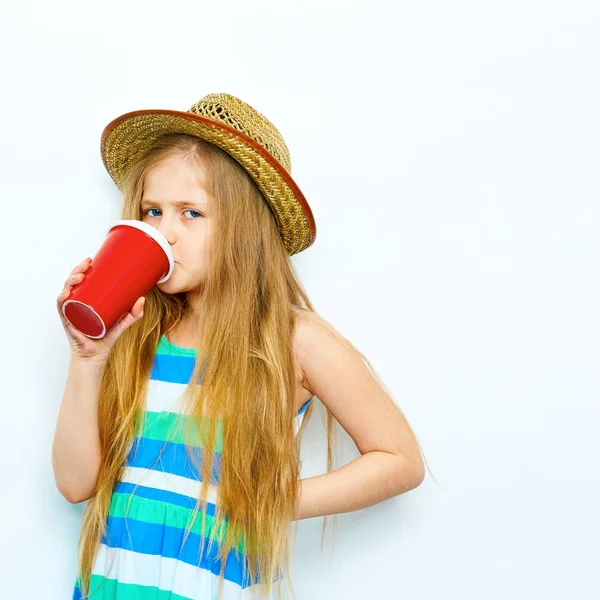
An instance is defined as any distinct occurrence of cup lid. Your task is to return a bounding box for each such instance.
[108,219,174,283]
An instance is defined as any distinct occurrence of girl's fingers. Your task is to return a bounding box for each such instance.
[104,316,130,345]
[135,297,145,317]
[104,299,142,345]
[61,264,89,296]
[67,258,92,279]
[57,291,69,311]
[127,297,144,320]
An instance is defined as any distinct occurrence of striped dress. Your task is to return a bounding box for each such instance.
[73,333,312,600]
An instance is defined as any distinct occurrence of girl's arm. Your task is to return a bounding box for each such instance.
[52,357,105,503]
[292,311,425,521]
[294,450,421,520]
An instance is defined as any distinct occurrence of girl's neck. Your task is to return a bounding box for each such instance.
[167,318,202,350]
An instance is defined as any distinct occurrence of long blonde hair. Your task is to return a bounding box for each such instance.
[75,133,434,599]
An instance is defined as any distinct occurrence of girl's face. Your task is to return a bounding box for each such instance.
[140,153,214,297]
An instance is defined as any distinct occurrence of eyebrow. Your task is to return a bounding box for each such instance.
[141,199,206,208]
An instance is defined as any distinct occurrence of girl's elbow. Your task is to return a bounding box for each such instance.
[57,482,96,504]
[411,464,426,489]
[396,454,426,493]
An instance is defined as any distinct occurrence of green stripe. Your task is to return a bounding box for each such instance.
[87,575,193,600]
[136,411,223,452]
[108,492,246,554]
[156,334,197,357]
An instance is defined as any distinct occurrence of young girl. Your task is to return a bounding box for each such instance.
[53,93,428,600]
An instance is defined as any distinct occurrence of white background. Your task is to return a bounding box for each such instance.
[1,1,598,598]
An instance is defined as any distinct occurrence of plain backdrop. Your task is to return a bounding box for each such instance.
[0,1,598,598]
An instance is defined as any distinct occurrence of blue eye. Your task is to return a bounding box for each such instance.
[143,208,203,219]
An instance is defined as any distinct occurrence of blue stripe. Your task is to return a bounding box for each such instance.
[150,353,201,384]
[114,481,218,515]
[126,438,221,483]
[298,398,311,415]
[101,516,258,588]
[151,351,314,418]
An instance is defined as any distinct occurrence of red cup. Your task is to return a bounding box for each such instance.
[62,220,174,339]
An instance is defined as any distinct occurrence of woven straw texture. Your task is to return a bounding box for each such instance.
[101,93,316,255]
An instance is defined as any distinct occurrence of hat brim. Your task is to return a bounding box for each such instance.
[100,108,316,255]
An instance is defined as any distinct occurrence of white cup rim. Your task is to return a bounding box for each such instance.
[108,219,174,283]
[62,299,107,339]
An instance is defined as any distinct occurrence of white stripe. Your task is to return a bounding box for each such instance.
[119,466,219,505]
[147,380,310,420]
[146,379,190,414]
[92,544,280,599]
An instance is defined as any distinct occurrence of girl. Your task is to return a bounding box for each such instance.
[53,93,429,600]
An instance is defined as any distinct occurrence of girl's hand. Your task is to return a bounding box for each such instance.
[57,257,146,363]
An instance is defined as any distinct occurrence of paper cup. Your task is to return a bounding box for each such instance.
[62,220,174,339]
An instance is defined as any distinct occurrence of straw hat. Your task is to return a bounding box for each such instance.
[100,93,316,255]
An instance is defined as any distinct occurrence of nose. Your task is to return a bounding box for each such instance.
[155,215,177,245]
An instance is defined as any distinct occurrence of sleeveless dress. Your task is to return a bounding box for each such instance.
[73,332,312,600]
